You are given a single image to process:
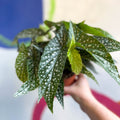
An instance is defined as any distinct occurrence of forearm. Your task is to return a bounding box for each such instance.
[79,95,120,120]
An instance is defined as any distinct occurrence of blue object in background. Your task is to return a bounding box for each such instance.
[0,0,43,48]
[0,0,43,119]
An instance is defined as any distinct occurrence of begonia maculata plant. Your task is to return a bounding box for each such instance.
[14,20,120,112]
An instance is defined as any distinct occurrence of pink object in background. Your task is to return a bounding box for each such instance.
[32,98,46,120]
[92,90,120,117]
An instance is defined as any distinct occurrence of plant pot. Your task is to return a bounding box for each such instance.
[64,74,75,86]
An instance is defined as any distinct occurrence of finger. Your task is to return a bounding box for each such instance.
[77,73,86,81]
[79,73,84,78]
[64,86,73,95]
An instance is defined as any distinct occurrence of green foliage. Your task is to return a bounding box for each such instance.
[15,42,41,96]
[94,36,120,52]
[14,20,120,112]
[77,21,113,38]
[67,22,82,75]
[38,25,68,112]
[14,28,46,40]
[81,65,98,84]
[15,43,28,82]
[67,48,82,75]
[74,24,120,84]
[56,78,64,107]
[13,28,49,50]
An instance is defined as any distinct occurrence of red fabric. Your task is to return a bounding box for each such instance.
[118,102,120,105]
[32,90,120,120]
[92,90,120,117]
[32,97,46,120]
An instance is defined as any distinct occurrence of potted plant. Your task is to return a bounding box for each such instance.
[14,20,120,113]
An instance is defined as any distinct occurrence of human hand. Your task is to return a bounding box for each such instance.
[64,74,94,104]
[64,74,120,120]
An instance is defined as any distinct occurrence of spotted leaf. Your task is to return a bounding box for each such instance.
[77,49,97,73]
[56,78,64,107]
[38,25,68,112]
[15,43,28,82]
[15,28,46,39]
[94,36,120,52]
[81,65,98,84]
[15,45,41,97]
[13,28,47,46]
[78,48,96,62]
[74,25,120,84]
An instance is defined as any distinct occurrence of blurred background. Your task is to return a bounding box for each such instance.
[0,0,42,120]
[1,0,120,120]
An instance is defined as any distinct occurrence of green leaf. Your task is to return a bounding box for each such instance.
[13,28,47,46]
[76,49,97,73]
[67,22,82,75]
[36,36,50,43]
[68,22,75,42]
[15,44,41,97]
[44,20,59,28]
[15,28,46,39]
[74,25,120,84]
[82,59,97,74]
[78,48,96,62]
[15,59,37,96]
[68,49,82,75]
[15,43,28,82]
[81,65,98,84]
[77,21,113,38]
[44,20,69,30]
[38,25,68,112]
[37,24,53,43]
[56,78,64,107]
[94,36,120,52]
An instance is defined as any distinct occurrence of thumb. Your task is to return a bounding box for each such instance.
[64,86,73,95]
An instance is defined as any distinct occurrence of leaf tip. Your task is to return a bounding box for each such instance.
[117,75,120,85]
[95,80,99,86]
[61,102,64,109]
[50,108,53,114]
[37,97,41,103]
[14,92,19,97]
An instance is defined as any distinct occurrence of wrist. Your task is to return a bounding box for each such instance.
[79,93,98,113]
[78,90,95,103]
[77,91,96,107]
